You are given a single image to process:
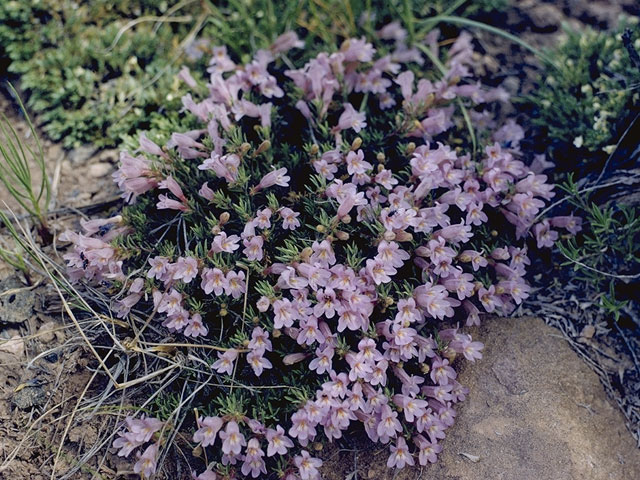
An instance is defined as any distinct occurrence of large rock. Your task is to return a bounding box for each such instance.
[322,317,640,479]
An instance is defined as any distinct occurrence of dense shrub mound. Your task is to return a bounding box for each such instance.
[60,25,573,479]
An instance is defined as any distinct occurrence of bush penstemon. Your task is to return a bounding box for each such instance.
[60,25,574,479]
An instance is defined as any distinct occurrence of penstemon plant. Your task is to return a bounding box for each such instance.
[60,25,574,480]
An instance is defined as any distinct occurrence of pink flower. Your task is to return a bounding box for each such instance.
[113,431,142,457]
[336,103,367,133]
[211,232,241,253]
[478,285,503,313]
[139,132,168,159]
[147,256,169,280]
[256,167,290,190]
[225,270,246,298]
[184,313,208,337]
[415,435,442,465]
[201,268,228,295]
[280,207,300,230]
[157,193,189,212]
[377,404,402,443]
[158,289,183,315]
[248,326,272,353]
[247,350,273,376]
[173,256,199,283]
[133,443,158,478]
[309,346,334,375]
[346,149,372,176]
[243,236,264,261]
[289,410,316,446]
[273,298,298,329]
[377,241,410,268]
[256,295,271,312]
[366,258,395,285]
[430,357,457,385]
[212,349,238,375]
[254,208,272,229]
[271,31,304,54]
[220,421,246,456]
[533,219,558,248]
[550,215,582,235]
[193,416,224,447]
[266,425,294,457]
[387,437,414,469]
[294,450,322,480]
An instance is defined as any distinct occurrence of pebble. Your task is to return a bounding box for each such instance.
[38,321,57,344]
[68,145,96,165]
[88,162,112,178]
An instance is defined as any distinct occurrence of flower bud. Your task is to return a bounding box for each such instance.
[310,144,319,155]
[383,230,396,241]
[444,347,457,363]
[255,140,271,155]
[239,142,251,156]
[316,224,326,233]
[220,308,228,317]
[335,230,349,241]
[272,328,282,338]
[351,137,362,150]
[406,142,416,155]
[312,442,323,451]
[394,231,413,242]
[420,363,430,374]
[341,215,351,224]
[219,212,230,224]
[300,246,313,261]
[376,152,385,163]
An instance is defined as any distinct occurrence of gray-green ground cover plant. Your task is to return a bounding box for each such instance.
[0,0,508,149]
[527,21,640,323]
[52,16,578,477]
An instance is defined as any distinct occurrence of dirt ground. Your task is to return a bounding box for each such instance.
[0,0,639,479]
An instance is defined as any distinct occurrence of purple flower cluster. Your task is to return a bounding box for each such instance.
[112,416,163,478]
[58,25,582,480]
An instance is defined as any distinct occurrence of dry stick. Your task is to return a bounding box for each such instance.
[104,15,194,53]
[48,149,64,212]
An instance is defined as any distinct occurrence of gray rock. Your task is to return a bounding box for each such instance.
[0,276,34,325]
[68,145,96,165]
[11,380,48,410]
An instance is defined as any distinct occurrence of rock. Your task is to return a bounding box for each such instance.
[38,321,57,344]
[11,380,48,410]
[429,317,640,480]
[0,335,24,357]
[98,149,118,163]
[0,276,35,324]
[68,145,96,165]
[88,162,112,178]
[47,143,64,162]
[321,317,640,480]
